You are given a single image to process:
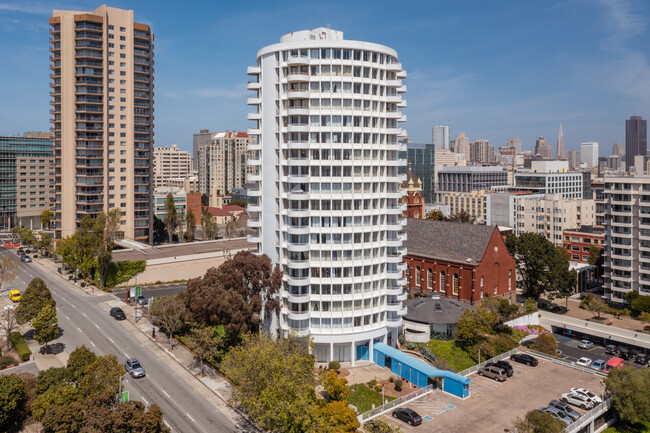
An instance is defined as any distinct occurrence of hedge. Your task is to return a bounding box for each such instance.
[9,332,31,361]
[0,355,18,369]
[94,260,146,288]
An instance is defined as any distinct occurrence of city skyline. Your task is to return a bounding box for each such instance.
[0,0,649,154]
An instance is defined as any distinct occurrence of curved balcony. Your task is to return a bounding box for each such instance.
[386,62,403,72]
[386,254,402,264]
[397,262,408,272]
[287,291,310,303]
[396,291,408,301]
[386,286,403,296]
[398,306,408,316]
[247,173,261,182]
[385,302,401,312]
[248,203,261,212]
[396,70,407,79]
[247,158,261,166]
[287,90,310,99]
[287,191,309,201]
[287,242,310,252]
[286,275,310,286]
[247,81,261,90]
[287,107,310,116]
[287,73,309,83]
[247,234,261,243]
[397,85,407,93]
[287,208,311,219]
[287,124,309,133]
[287,310,310,321]
[287,174,309,183]
[247,65,260,75]
[247,97,261,105]
[386,317,403,327]
[247,112,261,121]
[286,140,309,149]
[396,276,408,286]
[287,56,309,66]
[247,128,261,136]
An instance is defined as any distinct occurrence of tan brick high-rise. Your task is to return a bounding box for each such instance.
[49,5,154,242]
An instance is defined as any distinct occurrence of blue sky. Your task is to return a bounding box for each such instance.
[1,0,649,156]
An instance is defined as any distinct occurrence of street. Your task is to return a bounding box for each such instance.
[0,247,242,433]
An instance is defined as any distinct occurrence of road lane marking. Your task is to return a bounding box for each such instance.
[162,390,170,398]
[142,397,149,405]
[65,315,70,320]
[77,327,82,332]
[94,324,99,329]
[82,312,87,318]
[62,297,67,301]
[90,341,95,347]
[71,304,77,309]
[123,352,129,358]
[163,420,171,430]
[108,338,115,344]
[186,413,196,423]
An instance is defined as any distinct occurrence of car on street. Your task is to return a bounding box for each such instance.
[124,358,146,378]
[478,365,508,381]
[134,295,147,306]
[576,357,592,367]
[392,407,422,426]
[590,359,606,371]
[9,290,21,302]
[110,307,126,320]
[510,353,538,366]
[16,249,25,256]
[605,344,618,355]
[485,360,514,377]
[570,388,602,405]
[578,340,594,349]
[635,354,648,365]
[548,399,581,422]
[539,407,573,425]
[20,255,32,263]
[561,392,595,410]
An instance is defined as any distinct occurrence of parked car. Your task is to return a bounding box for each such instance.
[561,392,595,410]
[135,295,147,306]
[124,358,146,378]
[590,359,607,370]
[539,407,573,425]
[604,357,625,373]
[20,255,32,263]
[110,307,126,320]
[619,350,633,360]
[548,399,581,422]
[9,290,21,302]
[485,360,514,377]
[570,388,602,405]
[605,344,618,355]
[478,365,507,382]
[392,408,422,426]
[521,339,536,348]
[510,353,538,366]
[578,340,594,349]
[635,354,648,365]
[576,357,592,367]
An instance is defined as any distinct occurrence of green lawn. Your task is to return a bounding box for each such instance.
[348,384,396,413]
[602,422,650,433]
[423,340,477,372]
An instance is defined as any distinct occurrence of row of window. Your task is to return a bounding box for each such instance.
[412,266,513,294]
[282,49,397,65]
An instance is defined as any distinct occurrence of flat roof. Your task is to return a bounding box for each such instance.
[112,238,254,262]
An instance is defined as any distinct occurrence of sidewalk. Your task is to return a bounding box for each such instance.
[553,297,647,334]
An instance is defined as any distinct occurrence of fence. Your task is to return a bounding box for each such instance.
[357,384,434,423]
[524,349,608,378]
[565,398,613,433]
[457,348,520,377]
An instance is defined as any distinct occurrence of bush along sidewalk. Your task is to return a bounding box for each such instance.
[9,332,32,361]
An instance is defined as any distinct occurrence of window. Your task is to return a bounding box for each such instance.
[440,272,446,291]
[508,270,512,290]
[452,274,459,295]
[427,269,433,290]
[415,266,420,286]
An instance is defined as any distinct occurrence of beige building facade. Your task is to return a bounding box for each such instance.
[197,132,256,195]
[16,156,54,230]
[50,5,154,242]
[441,190,488,222]
[153,144,192,187]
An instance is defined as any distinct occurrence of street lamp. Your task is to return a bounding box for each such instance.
[118,373,128,402]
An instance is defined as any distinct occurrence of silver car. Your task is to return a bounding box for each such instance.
[548,399,581,422]
[477,365,507,382]
[540,406,573,425]
[125,358,146,378]
[578,340,594,349]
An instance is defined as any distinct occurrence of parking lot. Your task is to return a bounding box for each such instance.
[374,352,605,433]
[554,333,647,369]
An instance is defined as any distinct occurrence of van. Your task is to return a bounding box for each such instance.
[9,290,21,302]
[478,366,507,381]
[603,357,624,373]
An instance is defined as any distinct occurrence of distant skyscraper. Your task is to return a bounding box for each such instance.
[556,123,566,160]
[534,136,552,158]
[193,129,213,171]
[403,143,435,203]
[470,140,494,164]
[153,144,192,187]
[567,150,580,169]
[506,137,521,153]
[612,142,625,158]
[581,142,599,168]
[452,132,470,160]
[432,126,450,151]
[625,116,647,172]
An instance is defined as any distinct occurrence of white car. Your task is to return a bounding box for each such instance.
[578,340,594,349]
[576,357,592,367]
[561,392,595,410]
[570,388,602,405]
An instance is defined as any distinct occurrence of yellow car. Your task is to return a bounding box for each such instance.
[9,290,21,302]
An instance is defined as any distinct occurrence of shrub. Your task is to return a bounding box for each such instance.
[394,378,403,392]
[374,384,383,393]
[525,297,537,312]
[368,379,377,388]
[580,293,596,309]
[9,332,31,362]
[0,355,18,369]
[405,341,416,350]
[419,345,437,363]
[389,376,394,383]
[398,333,405,345]
[328,360,340,371]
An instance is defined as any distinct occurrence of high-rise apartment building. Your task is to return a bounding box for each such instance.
[49,6,154,242]
[568,150,580,169]
[470,139,494,164]
[153,144,192,187]
[625,116,647,172]
[581,142,599,168]
[247,28,408,363]
[0,134,54,230]
[534,136,552,158]
[197,132,256,195]
[556,123,565,160]
[453,132,470,160]
[603,176,650,302]
[192,129,213,171]
[432,126,450,151]
[506,137,522,154]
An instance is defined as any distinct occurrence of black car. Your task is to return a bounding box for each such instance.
[110,307,126,320]
[619,350,633,360]
[486,360,514,377]
[510,353,538,366]
[605,344,618,355]
[635,354,648,365]
[521,339,536,348]
[392,408,423,426]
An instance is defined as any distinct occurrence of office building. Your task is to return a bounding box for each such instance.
[603,176,650,302]
[612,142,625,158]
[162,176,199,193]
[556,123,565,160]
[506,137,521,154]
[581,142,599,168]
[453,132,470,160]
[513,169,590,199]
[246,28,408,363]
[625,116,647,172]
[403,143,435,203]
[568,150,580,169]
[534,136,552,158]
[153,186,186,225]
[153,144,193,187]
[485,191,536,228]
[437,166,508,199]
[197,132,256,196]
[441,190,488,222]
[432,125,450,151]
[0,134,54,230]
[470,139,494,164]
[49,6,154,242]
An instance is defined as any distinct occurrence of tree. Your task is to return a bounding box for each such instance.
[201,206,218,240]
[311,400,360,433]
[96,209,122,288]
[150,294,187,349]
[0,255,18,292]
[224,219,238,239]
[184,325,225,373]
[425,209,448,221]
[1,306,18,351]
[513,409,563,433]
[230,199,248,209]
[363,418,403,433]
[584,296,609,319]
[0,374,27,430]
[33,303,59,352]
[41,209,54,230]
[319,369,349,401]
[187,251,282,341]
[185,206,196,242]
[163,193,178,243]
[555,246,571,261]
[605,366,650,426]
[66,345,97,383]
[456,305,498,346]
[587,246,604,278]
[506,233,577,300]
[201,192,209,207]
[222,333,317,433]
[153,216,166,244]
[632,295,650,314]
[79,354,123,398]
[530,333,558,356]
[449,210,476,223]
[32,384,79,421]
[16,278,55,324]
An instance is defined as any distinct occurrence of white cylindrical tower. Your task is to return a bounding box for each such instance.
[247,28,408,363]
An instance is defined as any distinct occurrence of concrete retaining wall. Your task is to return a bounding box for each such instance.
[504,312,540,328]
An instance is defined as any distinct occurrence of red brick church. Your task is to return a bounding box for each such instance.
[401,163,424,219]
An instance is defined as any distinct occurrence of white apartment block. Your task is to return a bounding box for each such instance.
[581,142,599,168]
[247,28,408,363]
[432,125,449,151]
[153,144,192,187]
[514,193,595,246]
[603,177,650,302]
[197,132,256,195]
